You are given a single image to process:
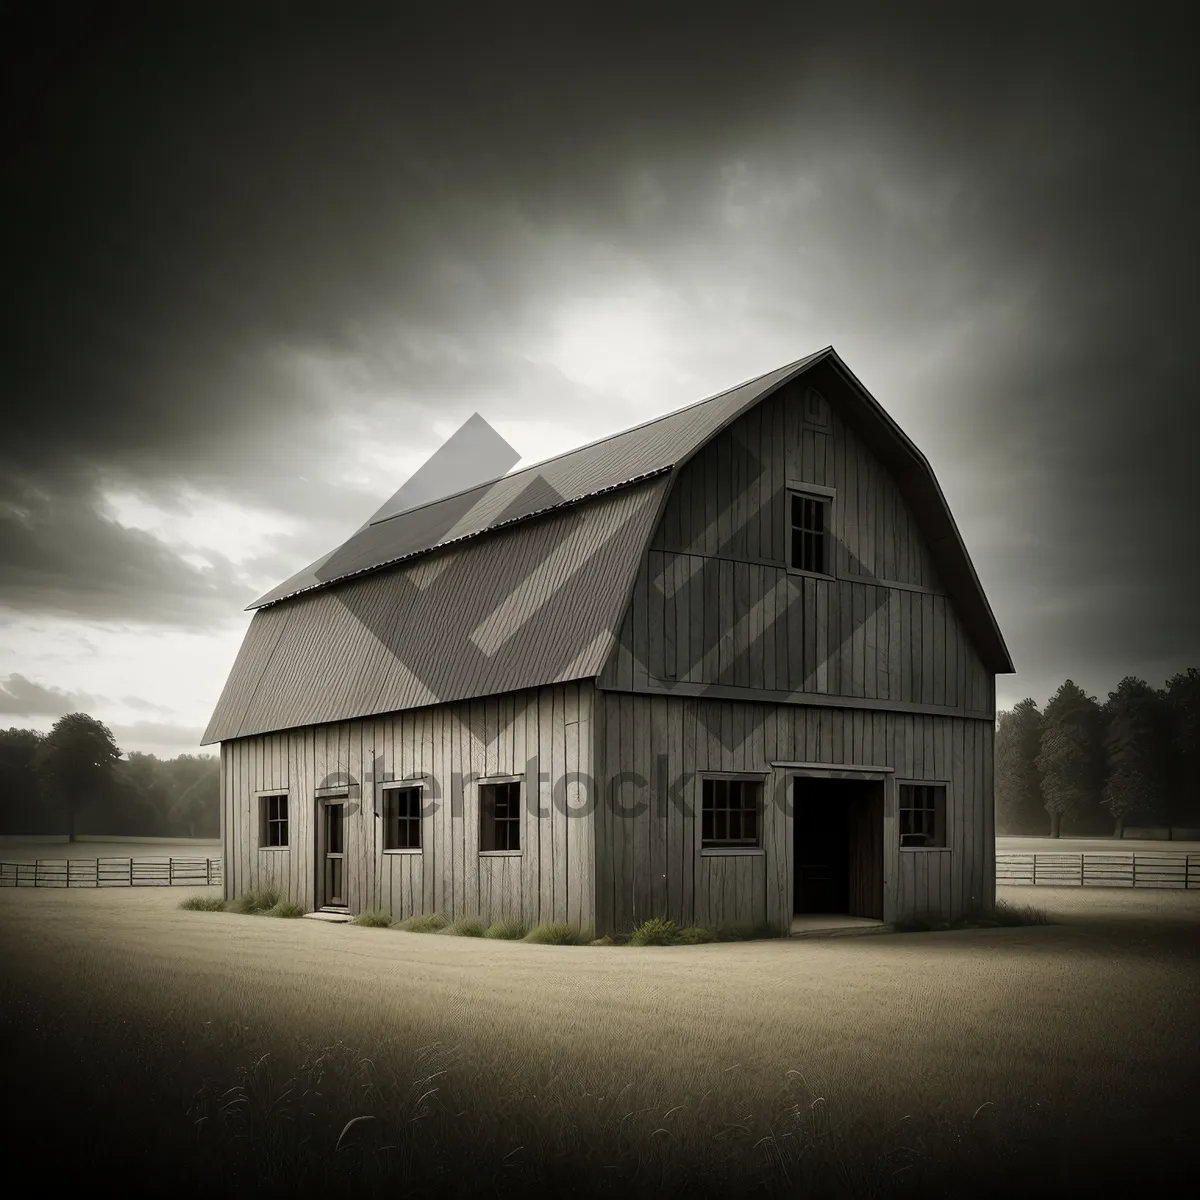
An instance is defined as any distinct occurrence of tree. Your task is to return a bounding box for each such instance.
[111,751,172,836]
[1100,676,1170,837]
[1161,668,1200,832]
[32,713,123,841]
[995,699,1045,834]
[163,754,220,837]
[0,727,47,834]
[1036,680,1104,837]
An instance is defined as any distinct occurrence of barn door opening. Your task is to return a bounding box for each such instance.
[793,777,884,920]
[318,799,347,910]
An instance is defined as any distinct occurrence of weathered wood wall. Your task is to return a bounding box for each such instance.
[599,379,994,716]
[591,691,995,937]
[220,681,595,931]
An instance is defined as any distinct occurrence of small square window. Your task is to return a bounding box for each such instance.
[899,784,946,848]
[383,786,423,850]
[701,777,762,849]
[788,491,830,574]
[260,793,288,848]
[480,781,521,851]
[803,386,829,427]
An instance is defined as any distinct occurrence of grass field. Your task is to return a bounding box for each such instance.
[996,835,1200,853]
[0,837,222,860]
[4,834,1197,860]
[1,881,1196,1197]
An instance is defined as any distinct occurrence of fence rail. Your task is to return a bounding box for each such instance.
[2,852,1194,891]
[0,856,223,888]
[996,852,1200,889]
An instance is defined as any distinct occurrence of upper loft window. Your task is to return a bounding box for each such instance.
[788,491,831,575]
[803,386,829,427]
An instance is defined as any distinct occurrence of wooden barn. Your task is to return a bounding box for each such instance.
[202,346,1014,936]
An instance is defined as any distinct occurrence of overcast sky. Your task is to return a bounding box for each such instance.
[2,4,1196,759]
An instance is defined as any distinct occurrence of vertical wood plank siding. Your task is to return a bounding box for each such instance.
[591,694,990,936]
[605,382,993,713]
[220,682,595,934]
[217,373,999,941]
[583,379,997,936]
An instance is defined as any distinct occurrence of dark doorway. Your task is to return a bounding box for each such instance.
[319,800,347,909]
[793,777,884,919]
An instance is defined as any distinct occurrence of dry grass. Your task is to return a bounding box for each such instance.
[3,883,1197,1196]
[350,908,393,927]
[0,837,222,861]
[188,886,305,918]
[892,898,1051,933]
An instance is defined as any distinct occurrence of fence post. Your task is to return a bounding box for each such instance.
[1132,855,1137,888]
[206,858,212,886]
[95,858,99,888]
[1032,855,1037,886]
[129,857,134,887]
[34,858,40,888]
[169,858,174,886]
[1080,853,1084,886]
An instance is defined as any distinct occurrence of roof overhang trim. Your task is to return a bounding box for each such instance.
[249,465,674,612]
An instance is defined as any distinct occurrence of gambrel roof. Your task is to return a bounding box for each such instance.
[246,350,826,611]
[202,347,1012,744]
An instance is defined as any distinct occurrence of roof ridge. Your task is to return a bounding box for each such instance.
[367,348,831,529]
[251,466,674,611]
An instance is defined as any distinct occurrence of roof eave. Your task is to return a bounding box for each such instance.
[245,465,675,613]
[824,355,1015,676]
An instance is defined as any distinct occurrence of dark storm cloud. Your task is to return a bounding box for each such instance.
[1,3,1196,666]
[0,674,100,717]
[0,469,250,625]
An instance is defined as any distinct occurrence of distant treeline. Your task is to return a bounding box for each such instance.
[997,669,1200,837]
[0,713,218,840]
[6,669,1198,844]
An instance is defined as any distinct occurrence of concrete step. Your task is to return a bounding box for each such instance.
[302,910,353,923]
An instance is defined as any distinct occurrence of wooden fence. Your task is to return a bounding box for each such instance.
[2,852,1194,891]
[996,851,1199,889]
[0,857,223,888]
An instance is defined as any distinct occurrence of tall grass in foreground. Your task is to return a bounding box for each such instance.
[179,1032,1068,1199]
[893,900,1051,933]
[179,888,304,917]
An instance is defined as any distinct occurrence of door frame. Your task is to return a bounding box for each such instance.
[315,793,349,911]
[771,762,897,925]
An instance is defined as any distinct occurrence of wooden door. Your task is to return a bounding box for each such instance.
[321,801,346,908]
[847,782,885,919]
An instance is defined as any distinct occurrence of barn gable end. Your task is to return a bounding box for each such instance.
[206,346,1011,935]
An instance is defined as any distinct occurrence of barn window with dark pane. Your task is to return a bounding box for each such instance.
[788,492,830,574]
[701,777,762,849]
[383,786,422,851]
[803,386,829,427]
[260,794,288,848]
[480,781,521,851]
[899,784,946,848]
